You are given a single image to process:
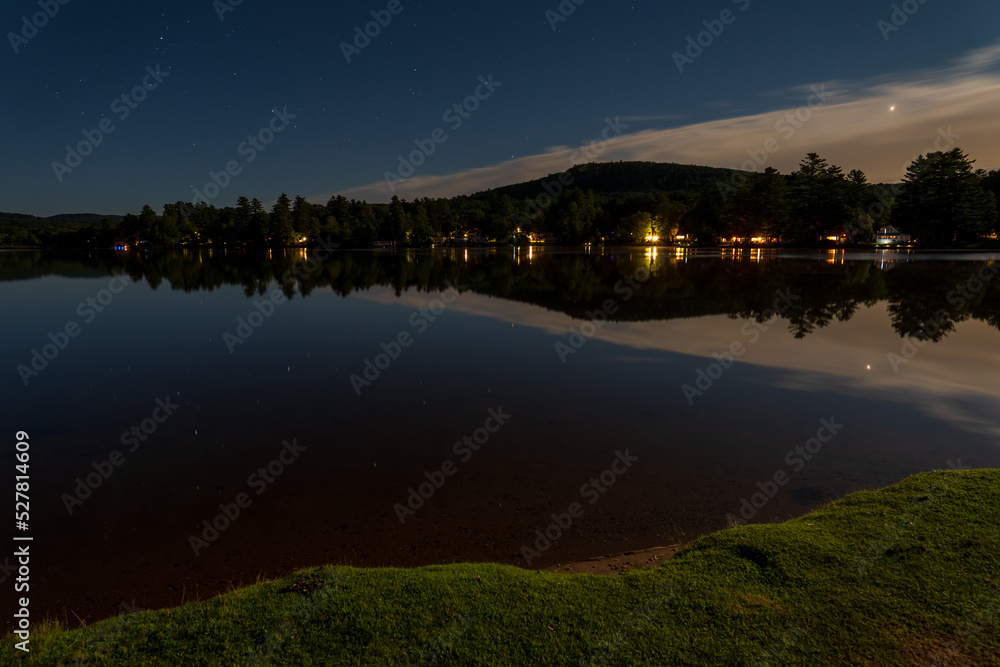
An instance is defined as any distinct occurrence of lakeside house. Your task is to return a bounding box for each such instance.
[822,229,849,244]
[875,225,912,245]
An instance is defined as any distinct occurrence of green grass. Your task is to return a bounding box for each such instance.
[6,469,1000,666]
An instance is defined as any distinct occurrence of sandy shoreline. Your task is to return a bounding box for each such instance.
[541,545,683,575]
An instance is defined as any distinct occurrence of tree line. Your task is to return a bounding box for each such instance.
[4,151,998,249]
[698,149,999,245]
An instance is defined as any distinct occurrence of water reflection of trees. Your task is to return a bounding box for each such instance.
[884,262,1000,342]
[2,249,998,342]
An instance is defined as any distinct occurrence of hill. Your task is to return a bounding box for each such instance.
[0,212,47,227]
[471,160,744,200]
[0,212,123,226]
[0,212,122,229]
[0,212,123,247]
[46,213,124,223]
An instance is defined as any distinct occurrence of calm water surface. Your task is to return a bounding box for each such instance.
[2,247,999,624]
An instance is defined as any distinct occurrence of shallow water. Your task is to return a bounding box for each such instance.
[2,246,999,625]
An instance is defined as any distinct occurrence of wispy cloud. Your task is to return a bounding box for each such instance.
[314,43,1000,204]
[349,285,1000,439]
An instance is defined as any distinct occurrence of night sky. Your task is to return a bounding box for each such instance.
[3,0,999,216]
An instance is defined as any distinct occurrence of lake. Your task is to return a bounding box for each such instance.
[3,246,1000,625]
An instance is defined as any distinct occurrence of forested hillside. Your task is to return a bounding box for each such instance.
[2,152,996,249]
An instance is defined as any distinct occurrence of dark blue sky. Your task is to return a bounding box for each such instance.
[3,0,999,216]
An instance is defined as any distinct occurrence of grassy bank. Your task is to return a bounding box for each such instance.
[6,469,1000,666]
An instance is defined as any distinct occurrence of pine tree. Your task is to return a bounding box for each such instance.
[722,167,789,239]
[683,185,724,244]
[388,196,408,243]
[137,205,158,245]
[269,193,294,246]
[894,148,997,245]
[292,196,319,242]
[250,198,269,245]
[788,153,851,241]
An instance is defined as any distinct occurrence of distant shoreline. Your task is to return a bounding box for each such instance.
[4,241,1000,251]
